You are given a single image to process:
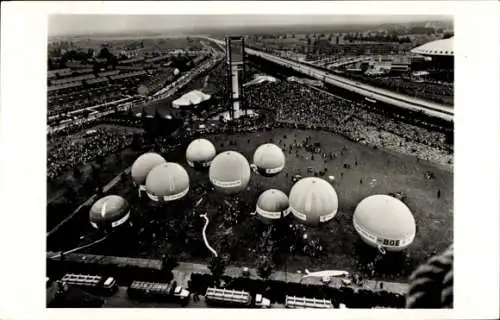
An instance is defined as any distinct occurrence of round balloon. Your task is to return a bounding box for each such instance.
[288,177,339,225]
[131,153,166,188]
[145,162,190,202]
[186,138,216,169]
[209,151,251,195]
[89,195,131,230]
[252,143,285,177]
[256,189,290,223]
[353,194,416,252]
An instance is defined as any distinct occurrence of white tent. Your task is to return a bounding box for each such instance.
[172,90,211,109]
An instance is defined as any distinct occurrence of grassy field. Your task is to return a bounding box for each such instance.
[53,127,452,282]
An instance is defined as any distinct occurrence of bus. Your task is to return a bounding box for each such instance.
[59,273,118,295]
[127,281,190,306]
[285,295,334,309]
[205,287,271,308]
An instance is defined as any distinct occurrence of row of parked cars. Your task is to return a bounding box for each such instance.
[47,273,342,308]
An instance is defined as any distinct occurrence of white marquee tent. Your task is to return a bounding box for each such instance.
[172,90,211,109]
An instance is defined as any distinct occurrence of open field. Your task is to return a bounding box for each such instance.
[49,127,452,282]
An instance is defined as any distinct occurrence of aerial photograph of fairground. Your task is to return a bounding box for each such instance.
[46,13,454,309]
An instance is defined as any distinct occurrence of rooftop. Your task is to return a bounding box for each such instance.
[411,37,454,57]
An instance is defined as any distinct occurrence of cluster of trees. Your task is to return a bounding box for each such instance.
[407,26,437,35]
[442,32,454,39]
[206,254,274,286]
[123,40,145,51]
[208,255,230,285]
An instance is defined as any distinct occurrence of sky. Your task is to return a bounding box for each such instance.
[48,14,450,36]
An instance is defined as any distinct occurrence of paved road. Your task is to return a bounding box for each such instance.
[46,251,409,296]
[102,286,206,308]
[48,253,407,308]
[102,287,285,308]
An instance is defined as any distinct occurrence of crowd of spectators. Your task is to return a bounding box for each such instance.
[244,81,453,165]
[48,72,453,183]
[47,127,135,181]
[201,62,229,105]
[134,73,453,166]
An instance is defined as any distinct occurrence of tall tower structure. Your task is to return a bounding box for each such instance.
[225,36,246,120]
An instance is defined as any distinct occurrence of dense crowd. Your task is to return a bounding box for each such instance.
[203,62,229,104]
[245,81,453,165]
[47,127,135,181]
[47,75,453,181]
[143,77,452,166]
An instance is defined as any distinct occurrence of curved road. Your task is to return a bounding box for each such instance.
[49,234,109,259]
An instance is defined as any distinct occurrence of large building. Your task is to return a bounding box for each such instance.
[411,36,454,81]
[411,37,454,58]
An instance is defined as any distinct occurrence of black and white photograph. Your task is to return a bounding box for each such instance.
[0,1,499,319]
[44,13,455,309]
